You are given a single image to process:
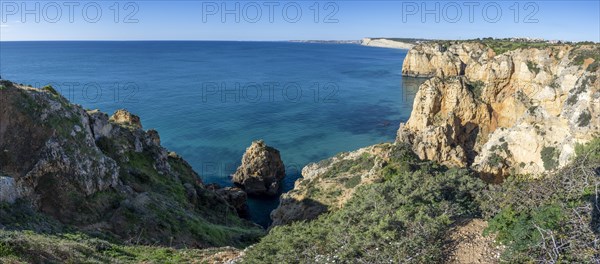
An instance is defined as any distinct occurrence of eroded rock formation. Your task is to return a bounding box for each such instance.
[397,42,600,178]
[109,109,142,129]
[232,140,285,196]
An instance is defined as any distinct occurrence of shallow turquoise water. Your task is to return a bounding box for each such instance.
[0,41,421,226]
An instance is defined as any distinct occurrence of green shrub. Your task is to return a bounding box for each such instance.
[587,61,599,72]
[566,75,595,106]
[243,158,484,263]
[0,229,242,263]
[526,61,541,75]
[478,39,556,55]
[488,153,503,167]
[0,241,15,257]
[575,137,600,160]
[466,80,485,99]
[42,85,59,96]
[480,138,600,263]
[320,151,375,180]
[381,143,420,180]
[577,111,591,127]
[571,46,600,66]
[343,175,361,189]
[484,204,565,254]
[540,146,558,170]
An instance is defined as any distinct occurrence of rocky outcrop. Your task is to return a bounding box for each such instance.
[208,184,250,218]
[0,81,262,248]
[232,140,285,196]
[109,109,142,129]
[401,42,489,77]
[397,42,600,178]
[0,81,120,212]
[270,143,402,227]
[0,176,22,203]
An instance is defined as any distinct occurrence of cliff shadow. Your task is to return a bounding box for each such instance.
[462,121,481,166]
[269,197,328,229]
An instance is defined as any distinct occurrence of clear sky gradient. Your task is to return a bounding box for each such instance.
[0,0,598,41]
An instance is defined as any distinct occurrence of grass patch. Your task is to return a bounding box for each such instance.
[0,229,242,263]
[321,152,374,179]
[477,38,557,55]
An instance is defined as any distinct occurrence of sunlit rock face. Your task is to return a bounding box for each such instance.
[232,140,285,196]
[398,43,600,178]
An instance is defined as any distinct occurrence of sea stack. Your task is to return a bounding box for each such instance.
[232,140,285,196]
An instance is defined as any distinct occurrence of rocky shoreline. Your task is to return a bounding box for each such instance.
[1,39,599,263]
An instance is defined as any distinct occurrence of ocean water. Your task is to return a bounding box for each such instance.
[0,41,422,227]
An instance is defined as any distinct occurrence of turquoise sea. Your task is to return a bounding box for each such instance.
[0,41,422,226]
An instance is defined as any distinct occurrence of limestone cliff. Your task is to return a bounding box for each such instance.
[397,42,600,178]
[270,41,600,228]
[0,80,262,247]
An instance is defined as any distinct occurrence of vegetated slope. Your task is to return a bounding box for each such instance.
[0,81,263,262]
[0,227,246,263]
[479,138,600,263]
[246,143,488,263]
[270,143,395,227]
[244,139,600,263]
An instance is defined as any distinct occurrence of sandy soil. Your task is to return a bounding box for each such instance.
[445,218,504,264]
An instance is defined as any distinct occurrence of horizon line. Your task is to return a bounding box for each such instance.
[0,38,598,43]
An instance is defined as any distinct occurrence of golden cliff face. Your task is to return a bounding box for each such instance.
[398,42,600,178]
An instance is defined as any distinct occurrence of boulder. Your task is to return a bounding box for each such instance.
[232,140,285,196]
[109,109,142,129]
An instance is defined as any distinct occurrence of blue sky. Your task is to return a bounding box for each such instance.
[0,1,598,41]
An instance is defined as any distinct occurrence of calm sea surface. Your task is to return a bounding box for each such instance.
[0,41,422,226]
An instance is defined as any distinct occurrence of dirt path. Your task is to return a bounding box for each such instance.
[445,218,503,264]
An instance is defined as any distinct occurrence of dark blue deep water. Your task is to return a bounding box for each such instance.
[0,41,421,227]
